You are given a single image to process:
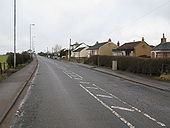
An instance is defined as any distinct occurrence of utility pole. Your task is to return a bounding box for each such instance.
[14,0,16,68]
[47,47,48,57]
[68,39,71,61]
[29,24,35,58]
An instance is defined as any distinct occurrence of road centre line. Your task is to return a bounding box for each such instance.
[80,84,135,128]
[111,106,135,112]
[92,84,166,127]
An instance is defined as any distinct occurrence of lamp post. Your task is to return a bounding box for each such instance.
[14,0,16,68]
[30,24,35,57]
[32,36,36,53]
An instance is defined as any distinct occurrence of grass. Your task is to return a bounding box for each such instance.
[0,55,8,70]
[0,62,29,82]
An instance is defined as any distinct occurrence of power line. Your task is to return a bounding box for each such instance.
[116,0,170,33]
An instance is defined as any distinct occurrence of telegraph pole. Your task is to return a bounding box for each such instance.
[14,0,16,68]
[68,39,71,61]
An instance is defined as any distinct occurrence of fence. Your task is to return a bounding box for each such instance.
[0,62,8,74]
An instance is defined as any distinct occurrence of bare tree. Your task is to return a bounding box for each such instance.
[54,44,62,53]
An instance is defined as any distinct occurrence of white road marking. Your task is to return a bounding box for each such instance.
[63,71,73,78]
[60,64,166,127]
[111,106,135,112]
[80,81,90,84]
[80,84,135,128]
[74,78,83,80]
[92,84,166,127]
[96,94,113,99]
[69,71,83,78]
[86,87,98,90]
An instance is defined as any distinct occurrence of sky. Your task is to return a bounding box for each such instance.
[0,0,170,54]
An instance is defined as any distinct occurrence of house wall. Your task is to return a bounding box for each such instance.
[151,50,170,58]
[134,42,152,57]
[80,47,89,57]
[113,51,123,56]
[99,43,117,56]
[74,52,80,58]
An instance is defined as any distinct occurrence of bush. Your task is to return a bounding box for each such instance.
[7,52,32,68]
[84,55,170,76]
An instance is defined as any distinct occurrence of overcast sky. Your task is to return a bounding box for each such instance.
[0,0,170,54]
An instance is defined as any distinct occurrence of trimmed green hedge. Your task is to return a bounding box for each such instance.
[84,55,170,76]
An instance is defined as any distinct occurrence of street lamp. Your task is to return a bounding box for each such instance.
[32,36,36,53]
[30,23,35,56]
[14,0,16,68]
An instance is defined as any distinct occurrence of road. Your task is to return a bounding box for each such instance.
[10,56,170,128]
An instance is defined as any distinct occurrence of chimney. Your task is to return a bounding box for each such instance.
[96,41,99,44]
[161,33,166,44]
[117,41,120,46]
[142,37,145,42]
[108,38,112,42]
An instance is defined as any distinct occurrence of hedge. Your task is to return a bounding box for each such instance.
[84,55,170,76]
[7,52,32,68]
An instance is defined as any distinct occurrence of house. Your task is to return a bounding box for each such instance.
[72,43,89,58]
[113,37,152,57]
[151,34,170,58]
[70,42,88,57]
[87,38,118,57]
[73,47,89,58]
[58,48,68,58]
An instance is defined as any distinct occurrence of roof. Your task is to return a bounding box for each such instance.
[73,47,85,52]
[152,42,170,51]
[87,42,108,50]
[114,41,141,51]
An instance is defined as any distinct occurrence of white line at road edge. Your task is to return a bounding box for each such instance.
[80,84,135,128]
[92,84,166,127]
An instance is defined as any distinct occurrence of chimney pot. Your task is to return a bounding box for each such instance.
[117,41,120,46]
[108,38,112,42]
[161,33,166,44]
[142,37,144,42]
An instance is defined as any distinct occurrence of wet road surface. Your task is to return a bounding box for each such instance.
[10,56,170,128]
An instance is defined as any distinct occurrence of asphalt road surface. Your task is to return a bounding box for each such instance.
[10,56,170,128]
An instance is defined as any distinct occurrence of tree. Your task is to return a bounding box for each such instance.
[54,44,62,53]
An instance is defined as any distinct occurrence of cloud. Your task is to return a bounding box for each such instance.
[0,0,170,54]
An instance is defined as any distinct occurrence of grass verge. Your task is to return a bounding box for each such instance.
[0,63,29,82]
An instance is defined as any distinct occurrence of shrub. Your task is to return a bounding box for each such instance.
[7,52,32,68]
[84,55,170,76]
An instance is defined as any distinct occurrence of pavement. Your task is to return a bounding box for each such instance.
[0,58,38,124]
[74,62,170,92]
